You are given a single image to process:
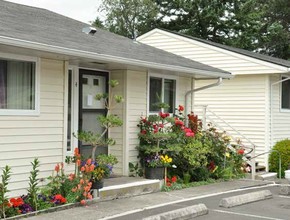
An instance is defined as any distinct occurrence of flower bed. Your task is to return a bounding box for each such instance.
[0,149,118,219]
[137,105,247,183]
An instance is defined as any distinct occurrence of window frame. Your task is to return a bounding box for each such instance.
[280,75,290,112]
[0,52,40,116]
[147,72,178,114]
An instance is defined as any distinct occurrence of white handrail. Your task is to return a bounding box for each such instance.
[194,105,257,180]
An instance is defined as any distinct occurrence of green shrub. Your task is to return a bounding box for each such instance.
[269,139,290,178]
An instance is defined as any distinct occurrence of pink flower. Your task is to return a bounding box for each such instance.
[185,132,195,137]
[86,158,92,165]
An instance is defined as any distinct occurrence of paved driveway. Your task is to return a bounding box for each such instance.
[106,185,290,220]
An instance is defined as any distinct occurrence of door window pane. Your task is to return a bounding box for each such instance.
[0,59,35,110]
[82,74,106,109]
[282,77,290,109]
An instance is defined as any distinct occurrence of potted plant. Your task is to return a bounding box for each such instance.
[96,154,118,177]
[137,107,186,180]
[74,80,123,159]
[90,165,106,189]
[144,154,172,179]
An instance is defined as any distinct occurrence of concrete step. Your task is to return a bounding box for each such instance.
[256,172,277,181]
[255,165,266,172]
[245,172,277,181]
[95,177,161,200]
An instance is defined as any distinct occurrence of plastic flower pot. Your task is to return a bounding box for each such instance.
[145,166,164,179]
[91,179,104,189]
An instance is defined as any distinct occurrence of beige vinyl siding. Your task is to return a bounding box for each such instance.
[194,75,268,165]
[0,58,65,196]
[178,76,193,110]
[109,70,126,175]
[138,31,285,75]
[271,75,290,146]
[124,71,192,174]
[126,70,147,169]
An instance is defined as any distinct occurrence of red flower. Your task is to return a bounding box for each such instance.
[53,194,66,204]
[159,112,168,119]
[141,130,147,135]
[171,176,177,183]
[237,148,245,155]
[178,105,184,111]
[10,197,24,207]
[208,161,216,172]
[175,119,184,126]
[141,117,147,123]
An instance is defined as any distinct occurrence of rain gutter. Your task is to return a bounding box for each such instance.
[0,35,233,79]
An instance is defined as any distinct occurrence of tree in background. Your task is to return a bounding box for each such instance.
[255,0,289,59]
[96,0,158,39]
[95,0,289,59]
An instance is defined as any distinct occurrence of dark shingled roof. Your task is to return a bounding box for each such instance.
[0,0,231,76]
[162,29,290,68]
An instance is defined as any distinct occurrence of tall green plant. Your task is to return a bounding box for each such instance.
[0,165,11,219]
[27,158,40,211]
[74,80,124,158]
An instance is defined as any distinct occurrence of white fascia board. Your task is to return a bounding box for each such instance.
[0,35,233,79]
[144,29,289,72]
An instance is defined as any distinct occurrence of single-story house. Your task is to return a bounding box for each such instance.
[138,28,290,170]
[0,1,232,195]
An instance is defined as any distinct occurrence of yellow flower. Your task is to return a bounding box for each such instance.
[225,152,230,158]
[161,155,172,164]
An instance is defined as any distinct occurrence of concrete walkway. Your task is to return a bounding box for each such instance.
[28,179,274,220]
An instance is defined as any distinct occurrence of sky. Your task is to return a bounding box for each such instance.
[5,0,102,24]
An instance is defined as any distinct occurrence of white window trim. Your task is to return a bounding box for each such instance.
[147,72,179,115]
[280,74,290,113]
[65,66,79,155]
[0,52,40,116]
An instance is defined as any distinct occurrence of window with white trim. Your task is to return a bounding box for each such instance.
[281,76,290,110]
[149,76,176,113]
[0,58,36,112]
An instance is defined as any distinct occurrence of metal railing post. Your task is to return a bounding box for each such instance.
[202,105,207,130]
[251,147,256,180]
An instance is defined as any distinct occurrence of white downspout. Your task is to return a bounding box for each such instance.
[185,77,223,125]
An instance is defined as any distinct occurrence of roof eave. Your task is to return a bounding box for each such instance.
[0,35,233,79]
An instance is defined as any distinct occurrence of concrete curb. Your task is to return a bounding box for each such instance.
[280,185,290,195]
[142,203,208,220]
[219,190,272,208]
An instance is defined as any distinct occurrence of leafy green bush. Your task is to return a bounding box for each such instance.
[269,139,290,178]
